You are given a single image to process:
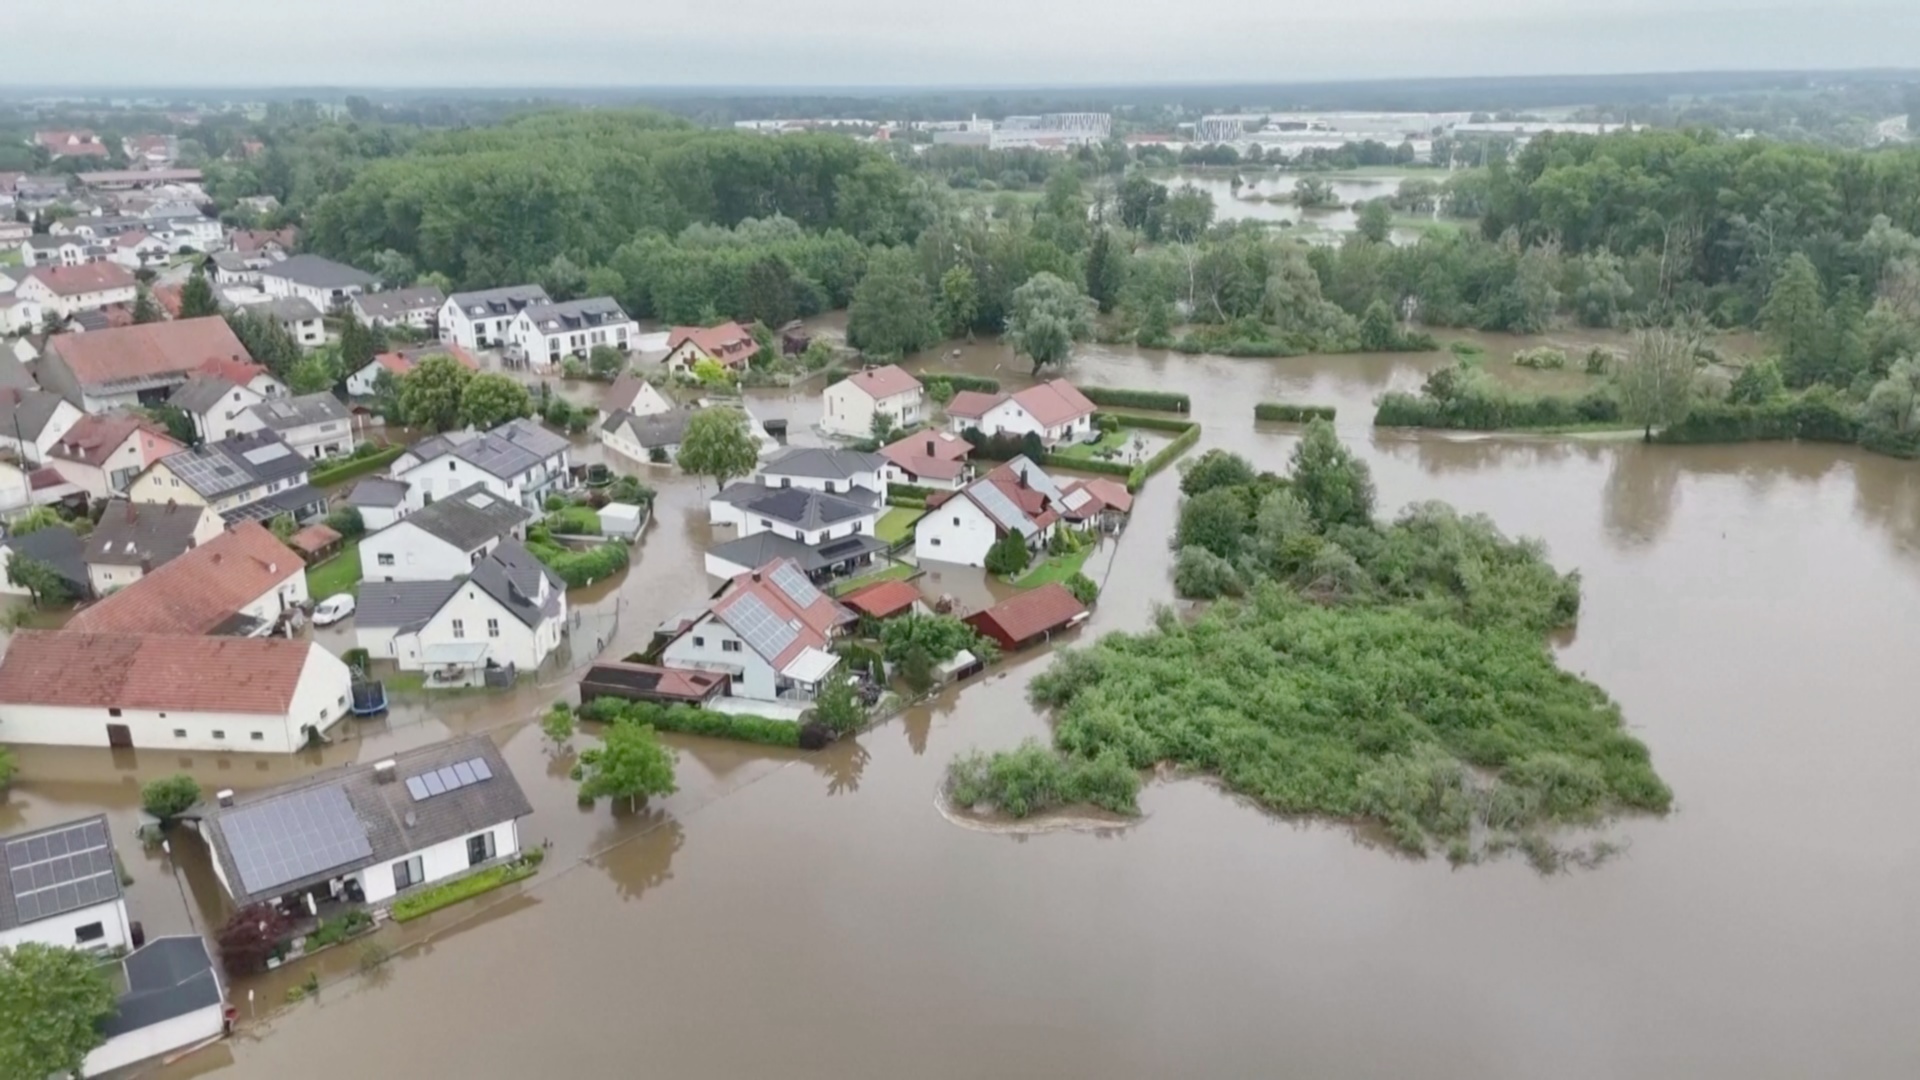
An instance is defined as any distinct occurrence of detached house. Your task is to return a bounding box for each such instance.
[21,234,109,268]
[104,230,172,271]
[258,254,375,312]
[0,815,132,955]
[755,446,886,496]
[344,343,477,398]
[343,477,412,531]
[36,129,108,160]
[663,321,757,373]
[821,365,926,438]
[16,263,138,319]
[879,430,974,491]
[46,413,185,499]
[0,388,83,465]
[913,457,1064,568]
[660,558,852,706]
[705,481,885,581]
[945,378,1098,447]
[359,482,530,583]
[393,418,571,513]
[506,297,638,370]
[67,520,310,638]
[127,429,326,525]
[39,317,255,413]
[239,296,326,349]
[352,285,445,332]
[246,392,353,460]
[83,498,225,595]
[438,284,550,350]
[167,372,266,443]
[355,541,566,675]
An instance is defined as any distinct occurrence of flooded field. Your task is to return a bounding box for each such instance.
[1164,171,1448,243]
[10,326,1920,1078]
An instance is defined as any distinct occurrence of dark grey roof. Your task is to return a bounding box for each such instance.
[6,523,90,596]
[166,372,246,414]
[100,936,222,1041]
[248,392,348,431]
[253,296,323,322]
[161,429,307,498]
[398,430,478,467]
[262,254,375,290]
[0,355,34,392]
[85,498,207,568]
[200,733,532,907]
[447,419,568,480]
[760,446,886,482]
[448,284,549,317]
[469,539,564,627]
[397,482,528,551]
[602,407,693,448]
[708,530,889,575]
[516,296,631,333]
[220,483,325,526]
[0,813,121,932]
[354,286,445,318]
[716,482,879,530]
[345,477,409,509]
[0,388,69,440]
[355,579,462,630]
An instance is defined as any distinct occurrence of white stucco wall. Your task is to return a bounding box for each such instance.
[661,614,778,701]
[914,495,1002,568]
[359,522,482,583]
[393,584,563,672]
[82,1002,225,1077]
[194,383,267,443]
[359,820,522,905]
[0,898,130,954]
[396,453,566,513]
[508,311,636,370]
[756,467,885,497]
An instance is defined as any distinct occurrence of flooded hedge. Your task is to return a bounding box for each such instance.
[1078,387,1192,413]
[1254,403,1337,422]
[578,697,800,748]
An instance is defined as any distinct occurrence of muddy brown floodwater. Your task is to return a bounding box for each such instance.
[15,329,1920,1079]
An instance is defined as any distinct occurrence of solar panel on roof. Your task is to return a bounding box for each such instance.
[969,480,1035,536]
[435,766,461,791]
[452,761,477,786]
[404,757,493,803]
[242,443,292,465]
[724,591,800,662]
[3,818,120,925]
[220,787,372,896]
[469,757,493,782]
[405,776,429,801]
[769,562,823,608]
[422,771,445,796]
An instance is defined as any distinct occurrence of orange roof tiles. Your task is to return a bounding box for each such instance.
[1010,379,1097,428]
[840,579,922,619]
[964,583,1089,650]
[843,364,922,401]
[945,389,1004,420]
[49,413,172,467]
[51,317,252,387]
[0,631,313,714]
[880,429,973,481]
[28,262,136,297]
[668,322,757,368]
[67,522,301,636]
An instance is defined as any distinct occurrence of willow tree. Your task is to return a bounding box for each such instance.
[1615,329,1699,441]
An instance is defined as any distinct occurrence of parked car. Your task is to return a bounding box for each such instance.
[312,594,356,626]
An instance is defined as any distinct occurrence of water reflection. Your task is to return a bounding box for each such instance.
[592,808,684,904]
[813,738,871,796]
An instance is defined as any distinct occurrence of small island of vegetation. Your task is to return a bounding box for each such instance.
[945,422,1672,869]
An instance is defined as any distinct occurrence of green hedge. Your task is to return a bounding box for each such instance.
[1654,389,1861,447]
[921,372,1000,393]
[1126,420,1202,490]
[391,861,537,922]
[1037,453,1133,478]
[1112,413,1198,434]
[529,537,629,588]
[542,505,602,536]
[887,482,935,501]
[578,697,800,748]
[888,496,928,510]
[1373,388,1621,430]
[310,445,405,486]
[1255,403,1338,422]
[1079,387,1191,413]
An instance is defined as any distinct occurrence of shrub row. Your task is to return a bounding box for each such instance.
[391,861,537,922]
[1111,413,1198,434]
[529,539,629,588]
[887,482,935,501]
[310,445,405,487]
[1079,387,1191,413]
[1038,453,1133,478]
[1254,403,1338,422]
[1653,390,1859,446]
[889,496,928,510]
[542,505,603,536]
[921,371,1000,393]
[1373,388,1621,430]
[579,697,801,748]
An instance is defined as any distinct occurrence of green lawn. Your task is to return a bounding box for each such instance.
[1051,430,1129,461]
[0,248,21,268]
[829,562,915,597]
[1014,547,1092,589]
[876,507,925,544]
[306,541,363,599]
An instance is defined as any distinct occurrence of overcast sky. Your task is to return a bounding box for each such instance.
[9,0,1917,87]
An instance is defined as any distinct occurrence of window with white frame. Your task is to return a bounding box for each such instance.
[452,619,465,639]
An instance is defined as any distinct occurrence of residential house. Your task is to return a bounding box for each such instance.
[344,343,477,398]
[358,482,529,583]
[194,735,531,918]
[945,378,1098,447]
[39,318,255,413]
[66,520,310,637]
[69,306,137,333]
[82,937,226,1078]
[754,446,886,496]
[913,458,1063,568]
[145,212,222,253]
[964,582,1090,651]
[838,578,928,622]
[105,230,172,271]
[247,392,353,459]
[77,168,203,190]
[879,430,974,490]
[0,220,28,245]
[352,285,445,331]
[46,413,185,499]
[578,662,727,708]
[660,558,851,705]
[127,429,326,525]
[83,498,224,595]
[0,350,34,387]
[14,174,73,205]
[356,541,566,673]
[0,294,42,336]
[0,524,90,601]
[22,234,109,267]
[228,227,296,256]
[598,408,695,464]
[240,296,326,348]
[438,284,550,350]
[705,482,885,580]
[208,248,273,286]
[52,215,148,242]
[393,418,572,512]
[343,477,411,531]
[663,321,757,373]
[36,130,109,160]
[167,373,266,443]
[0,387,83,464]
[197,354,287,399]
[16,263,139,319]
[505,297,638,370]
[124,134,177,168]
[258,254,375,311]
[0,631,352,752]
[0,816,132,954]
[604,371,673,418]
[821,364,926,438]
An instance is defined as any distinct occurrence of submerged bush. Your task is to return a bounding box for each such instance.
[945,740,1140,817]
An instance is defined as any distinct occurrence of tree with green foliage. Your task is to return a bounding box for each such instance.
[938,264,979,339]
[152,402,197,445]
[847,247,939,358]
[0,942,118,1080]
[810,672,866,737]
[369,369,406,423]
[131,285,164,324]
[574,721,677,810]
[141,773,203,822]
[1005,272,1094,374]
[1614,329,1699,441]
[179,268,220,318]
[8,506,61,536]
[1174,487,1250,559]
[1085,228,1125,314]
[459,374,532,429]
[541,703,574,748]
[879,612,990,666]
[742,253,801,328]
[1863,355,1920,437]
[587,345,627,380]
[985,530,1033,577]
[1173,545,1242,598]
[1180,448,1258,496]
[1358,299,1398,351]
[539,254,588,302]
[398,354,475,432]
[1357,199,1394,244]
[1288,419,1375,530]
[1762,253,1833,388]
[325,505,366,538]
[338,313,385,375]
[225,309,302,378]
[1117,172,1169,233]
[1137,297,1173,347]
[7,553,71,607]
[675,406,759,489]
[286,352,340,395]
[1727,359,1786,405]
[1156,183,1215,243]
[268,513,297,542]
[1294,177,1338,208]
[1064,572,1100,606]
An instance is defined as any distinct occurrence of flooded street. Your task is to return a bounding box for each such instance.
[12,331,1920,1078]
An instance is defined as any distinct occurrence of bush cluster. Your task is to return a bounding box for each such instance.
[921,371,1001,394]
[1374,362,1620,430]
[310,445,405,486]
[945,740,1141,817]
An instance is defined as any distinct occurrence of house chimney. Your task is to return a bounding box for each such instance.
[373,759,397,784]
[926,439,935,455]
[215,789,235,808]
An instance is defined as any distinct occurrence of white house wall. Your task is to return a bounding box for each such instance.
[758,467,884,497]
[401,584,564,671]
[0,897,130,954]
[914,495,1002,568]
[82,1002,225,1077]
[360,522,485,582]
[661,614,779,702]
[197,384,267,443]
[358,819,522,905]
[821,381,879,438]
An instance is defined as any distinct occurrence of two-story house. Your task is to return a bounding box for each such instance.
[659,558,851,706]
[358,483,530,583]
[344,343,477,398]
[46,413,185,500]
[704,480,886,581]
[168,373,267,443]
[0,816,133,955]
[438,285,550,350]
[257,255,375,312]
[879,430,975,490]
[392,418,571,513]
[20,235,108,268]
[753,447,887,497]
[239,296,326,349]
[505,297,637,370]
[0,388,83,465]
[355,541,566,675]
[662,321,757,374]
[945,378,1098,447]
[16,263,138,319]
[352,286,445,332]
[38,318,257,413]
[821,365,926,438]
[127,429,326,525]
[246,393,353,460]
[913,457,1065,568]
[83,498,225,595]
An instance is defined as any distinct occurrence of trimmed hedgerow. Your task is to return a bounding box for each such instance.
[1255,403,1338,422]
[1079,387,1191,413]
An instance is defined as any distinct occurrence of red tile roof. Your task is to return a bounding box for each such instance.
[230,228,297,254]
[51,317,252,388]
[1066,476,1134,515]
[0,631,314,714]
[710,557,847,668]
[28,262,136,297]
[196,354,269,386]
[1011,379,1097,428]
[668,322,757,368]
[880,430,973,481]
[151,284,183,318]
[373,343,477,376]
[979,467,1059,531]
[843,364,922,401]
[289,523,341,555]
[964,583,1088,649]
[67,522,302,636]
[945,389,1006,420]
[49,413,170,467]
[112,230,154,249]
[840,579,922,619]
